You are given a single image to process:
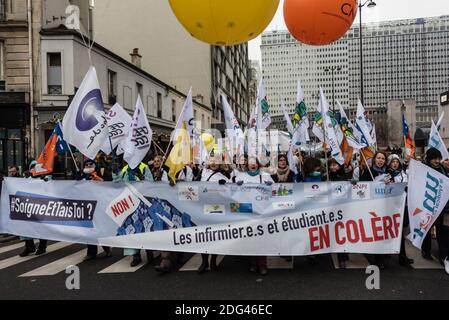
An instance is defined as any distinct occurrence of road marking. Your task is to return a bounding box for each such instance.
[98,251,160,274]
[19,248,104,277]
[179,254,224,272]
[405,241,443,269]
[0,241,34,255]
[332,253,370,269]
[267,256,294,269]
[0,242,71,271]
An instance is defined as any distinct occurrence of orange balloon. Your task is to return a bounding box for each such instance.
[284,0,358,45]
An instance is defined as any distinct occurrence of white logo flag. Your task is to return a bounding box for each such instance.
[337,101,364,149]
[355,99,375,147]
[256,80,271,130]
[124,95,153,169]
[172,88,195,142]
[408,159,449,249]
[62,66,108,160]
[319,88,344,165]
[429,121,449,160]
[101,103,132,154]
[222,95,245,156]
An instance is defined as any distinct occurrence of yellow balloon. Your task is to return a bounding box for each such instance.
[201,133,215,151]
[168,0,280,46]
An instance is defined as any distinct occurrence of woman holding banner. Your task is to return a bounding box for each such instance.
[234,156,274,275]
[271,154,295,183]
[421,148,449,274]
[360,151,388,269]
[197,155,231,274]
[385,154,414,267]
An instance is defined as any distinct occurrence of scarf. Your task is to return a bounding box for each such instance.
[276,167,291,182]
[247,169,260,177]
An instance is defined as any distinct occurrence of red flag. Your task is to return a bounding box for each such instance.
[32,134,58,176]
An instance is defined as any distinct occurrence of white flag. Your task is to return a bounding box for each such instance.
[319,88,344,165]
[124,95,153,169]
[436,112,445,131]
[337,101,364,150]
[408,159,449,249]
[256,80,271,130]
[101,103,132,154]
[281,99,294,135]
[429,121,449,160]
[172,88,195,142]
[222,95,245,156]
[355,100,375,147]
[62,66,108,160]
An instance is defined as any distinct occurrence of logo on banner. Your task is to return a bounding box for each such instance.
[305,183,328,194]
[375,186,394,196]
[352,183,371,200]
[272,185,293,197]
[202,188,226,194]
[412,173,444,240]
[204,204,226,215]
[272,202,295,210]
[332,183,350,199]
[230,203,253,214]
[178,186,199,201]
[106,188,141,226]
[76,89,104,131]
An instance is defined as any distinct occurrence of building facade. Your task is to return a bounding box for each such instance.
[93,0,250,131]
[261,16,449,131]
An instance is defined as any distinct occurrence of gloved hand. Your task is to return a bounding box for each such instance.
[218,179,227,185]
[169,179,176,187]
[236,180,244,186]
[350,179,358,186]
[265,181,273,186]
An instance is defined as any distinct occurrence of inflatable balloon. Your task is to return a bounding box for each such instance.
[201,133,215,152]
[284,0,358,45]
[168,0,280,46]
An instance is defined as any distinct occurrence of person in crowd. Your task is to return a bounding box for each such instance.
[303,157,323,182]
[113,161,154,183]
[360,151,387,182]
[385,154,414,267]
[113,161,154,267]
[96,153,113,182]
[8,165,20,178]
[19,161,49,257]
[233,156,273,275]
[421,148,449,274]
[196,155,231,274]
[80,159,112,261]
[271,154,295,183]
[359,151,388,269]
[327,158,349,268]
[442,151,449,171]
[149,155,169,182]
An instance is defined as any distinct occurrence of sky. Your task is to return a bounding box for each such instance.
[249,0,449,62]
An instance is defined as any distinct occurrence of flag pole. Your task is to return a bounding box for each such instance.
[58,120,80,173]
[360,149,375,181]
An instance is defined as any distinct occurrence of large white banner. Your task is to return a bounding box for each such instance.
[408,159,449,249]
[1,179,406,256]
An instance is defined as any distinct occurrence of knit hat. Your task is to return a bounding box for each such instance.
[387,154,401,166]
[426,148,442,162]
[29,160,37,171]
[83,159,97,167]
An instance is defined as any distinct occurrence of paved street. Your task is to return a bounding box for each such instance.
[0,238,448,300]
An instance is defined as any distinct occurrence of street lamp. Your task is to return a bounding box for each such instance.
[325,66,342,113]
[359,0,376,106]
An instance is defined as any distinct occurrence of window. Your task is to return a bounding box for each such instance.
[47,53,62,95]
[157,92,162,118]
[0,41,4,90]
[107,70,117,104]
[171,99,176,122]
[136,82,143,99]
[0,0,4,21]
[201,114,205,129]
